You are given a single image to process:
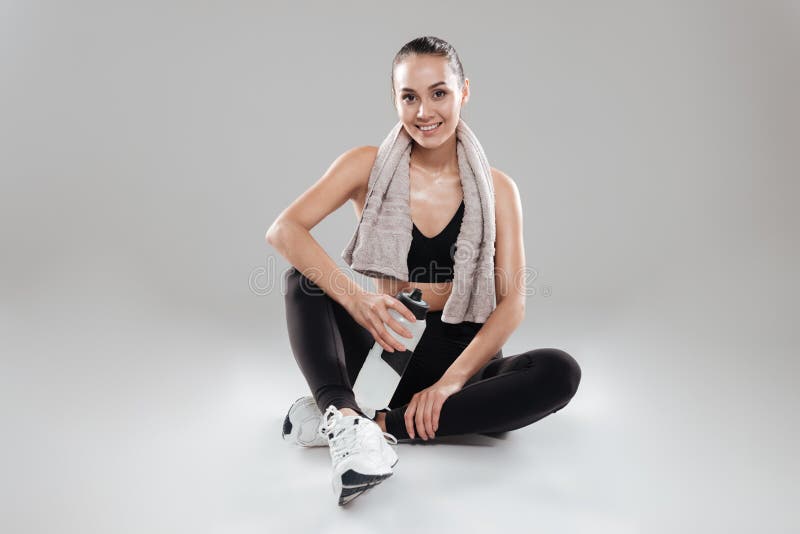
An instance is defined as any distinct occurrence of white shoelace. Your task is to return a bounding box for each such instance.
[319,406,398,462]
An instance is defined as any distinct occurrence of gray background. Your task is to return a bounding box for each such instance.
[1,1,798,533]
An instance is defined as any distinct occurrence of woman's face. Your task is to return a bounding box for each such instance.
[393,54,469,148]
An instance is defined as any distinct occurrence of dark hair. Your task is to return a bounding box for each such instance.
[391,36,465,100]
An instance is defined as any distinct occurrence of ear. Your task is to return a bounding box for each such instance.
[461,78,470,106]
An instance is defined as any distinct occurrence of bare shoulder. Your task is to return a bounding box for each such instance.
[344,145,378,203]
[343,145,379,167]
[490,167,521,205]
[267,145,379,234]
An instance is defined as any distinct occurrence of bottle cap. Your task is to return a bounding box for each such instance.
[396,288,429,320]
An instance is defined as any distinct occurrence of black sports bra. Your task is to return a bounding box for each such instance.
[407,200,464,283]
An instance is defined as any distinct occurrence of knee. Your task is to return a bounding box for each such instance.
[543,348,581,402]
[283,267,324,299]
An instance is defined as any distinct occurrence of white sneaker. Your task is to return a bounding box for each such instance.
[282,396,329,447]
[318,405,399,506]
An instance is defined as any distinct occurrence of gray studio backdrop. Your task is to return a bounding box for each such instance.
[1,1,798,533]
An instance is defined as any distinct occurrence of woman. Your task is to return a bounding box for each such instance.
[266,36,581,505]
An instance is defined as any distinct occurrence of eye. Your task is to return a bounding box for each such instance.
[402,90,447,103]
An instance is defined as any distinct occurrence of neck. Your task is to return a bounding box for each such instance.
[410,130,458,174]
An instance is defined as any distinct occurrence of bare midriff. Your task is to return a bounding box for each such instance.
[369,277,452,312]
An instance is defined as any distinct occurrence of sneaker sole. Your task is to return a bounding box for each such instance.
[337,469,393,506]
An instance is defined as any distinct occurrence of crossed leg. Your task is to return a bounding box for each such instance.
[383,348,582,441]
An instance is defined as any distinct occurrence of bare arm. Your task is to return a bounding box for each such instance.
[401,169,527,441]
[266,145,417,352]
[443,169,527,385]
[265,145,375,308]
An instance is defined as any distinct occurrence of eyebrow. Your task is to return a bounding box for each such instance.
[399,81,447,93]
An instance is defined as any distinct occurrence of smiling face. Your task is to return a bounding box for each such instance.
[392,54,470,148]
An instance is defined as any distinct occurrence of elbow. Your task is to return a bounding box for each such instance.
[508,298,525,325]
[265,219,284,247]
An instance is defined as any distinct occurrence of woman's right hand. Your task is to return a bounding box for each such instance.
[344,290,417,353]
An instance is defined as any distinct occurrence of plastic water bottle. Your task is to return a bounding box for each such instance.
[352,288,429,419]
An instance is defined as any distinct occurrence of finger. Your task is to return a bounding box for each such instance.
[376,306,408,351]
[368,325,394,353]
[423,394,435,439]
[415,393,428,440]
[386,310,413,340]
[386,299,415,335]
[394,297,418,324]
[432,397,443,433]
[368,316,396,353]
[404,396,417,439]
[371,304,403,351]
[382,298,412,339]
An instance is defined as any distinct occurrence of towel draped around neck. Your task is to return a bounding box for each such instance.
[342,118,496,324]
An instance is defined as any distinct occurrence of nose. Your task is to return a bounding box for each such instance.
[416,99,433,120]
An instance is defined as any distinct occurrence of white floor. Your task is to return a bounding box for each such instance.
[2,271,797,534]
[3,1,798,532]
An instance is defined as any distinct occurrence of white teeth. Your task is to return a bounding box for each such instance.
[418,122,441,131]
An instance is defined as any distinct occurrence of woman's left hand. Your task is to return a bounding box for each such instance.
[404,374,465,440]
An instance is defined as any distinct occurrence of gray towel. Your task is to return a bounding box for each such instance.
[342,118,496,324]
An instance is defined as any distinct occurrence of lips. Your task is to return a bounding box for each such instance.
[417,121,443,132]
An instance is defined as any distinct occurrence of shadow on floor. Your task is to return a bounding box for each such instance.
[397,431,511,447]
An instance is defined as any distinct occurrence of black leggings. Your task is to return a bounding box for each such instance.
[283,267,581,441]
